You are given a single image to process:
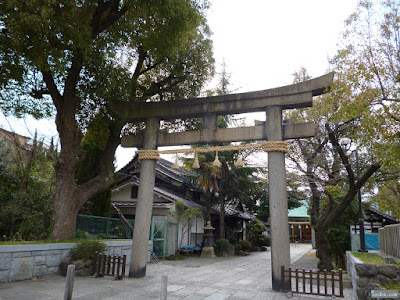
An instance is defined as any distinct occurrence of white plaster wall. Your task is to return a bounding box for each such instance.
[177,216,204,248]
[111,186,132,202]
[191,216,205,234]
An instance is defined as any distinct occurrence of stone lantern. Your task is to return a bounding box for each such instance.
[201,221,215,258]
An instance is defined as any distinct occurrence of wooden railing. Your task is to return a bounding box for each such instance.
[92,253,127,280]
[281,266,344,298]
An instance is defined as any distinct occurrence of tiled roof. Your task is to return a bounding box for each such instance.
[114,153,254,221]
[365,207,400,224]
[112,177,205,211]
[288,200,309,218]
[155,188,205,211]
[211,202,255,220]
[156,159,197,185]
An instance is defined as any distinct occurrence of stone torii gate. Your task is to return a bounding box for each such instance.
[110,73,333,291]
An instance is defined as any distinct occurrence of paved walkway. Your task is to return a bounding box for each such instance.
[0,244,356,300]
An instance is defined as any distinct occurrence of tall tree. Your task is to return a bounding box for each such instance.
[374,180,400,218]
[1,0,214,239]
[286,69,380,271]
[331,0,400,202]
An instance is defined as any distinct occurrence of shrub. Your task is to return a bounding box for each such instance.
[96,233,121,240]
[228,237,237,245]
[234,244,242,254]
[70,239,106,261]
[214,238,231,256]
[215,238,230,251]
[75,229,89,239]
[18,217,52,241]
[247,219,268,248]
[259,235,271,247]
[239,240,252,251]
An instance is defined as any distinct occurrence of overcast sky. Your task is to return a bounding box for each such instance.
[207,0,358,91]
[1,0,359,169]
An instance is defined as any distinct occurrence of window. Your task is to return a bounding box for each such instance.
[131,186,138,199]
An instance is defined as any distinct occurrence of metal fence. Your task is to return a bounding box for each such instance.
[76,214,132,239]
[379,224,400,258]
[76,214,179,257]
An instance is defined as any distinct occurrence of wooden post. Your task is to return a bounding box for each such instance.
[160,275,168,300]
[129,117,159,278]
[121,255,126,278]
[64,264,75,300]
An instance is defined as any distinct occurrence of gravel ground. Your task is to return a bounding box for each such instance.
[145,254,241,278]
[150,248,319,271]
[291,249,318,270]
[1,246,358,299]
[145,248,319,278]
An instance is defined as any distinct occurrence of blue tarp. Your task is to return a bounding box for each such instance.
[365,233,380,250]
[180,242,202,251]
[351,233,379,251]
[180,245,200,251]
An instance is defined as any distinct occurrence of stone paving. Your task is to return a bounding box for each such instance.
[0,244,356,300]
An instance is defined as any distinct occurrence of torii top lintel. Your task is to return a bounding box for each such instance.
[110,73,334,122]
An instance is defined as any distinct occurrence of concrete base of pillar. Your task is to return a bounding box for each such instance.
[200,247,215,258]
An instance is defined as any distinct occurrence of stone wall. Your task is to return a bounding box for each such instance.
[347,251,400,300]
[0,240,148,283]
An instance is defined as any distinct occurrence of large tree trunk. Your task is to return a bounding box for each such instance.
[315,226,333,271]
[40,2,128,240]
[334,253,346,269]
[51,168,82,239]
[51,151,118,240]
[50,97,120,240]
[52,195,82,239]
[50,88,83,240]
[204,193,211,224]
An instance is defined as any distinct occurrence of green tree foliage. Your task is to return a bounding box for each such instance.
[329,0,400,215]
[247,219,270,248]
[330,1,400,163]
[75,114,115,216]
[285,68,381,271]
[374,180,400,218]
[0,133,56,240]
[0,0,214,239]
[303,0,400,267]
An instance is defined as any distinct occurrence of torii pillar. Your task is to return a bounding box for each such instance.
[129,117,159,278]
[266,106,290,290]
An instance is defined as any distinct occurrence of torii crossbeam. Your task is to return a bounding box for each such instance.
[110,73,334,291]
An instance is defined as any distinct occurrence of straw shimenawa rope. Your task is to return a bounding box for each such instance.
[138,141,288,161]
